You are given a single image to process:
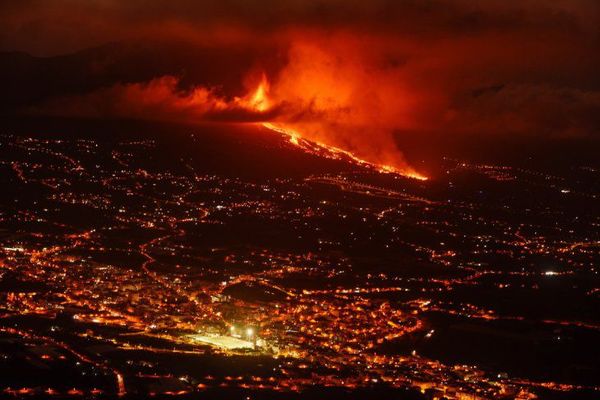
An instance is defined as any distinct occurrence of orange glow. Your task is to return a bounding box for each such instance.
[241,72,427,180]
[34,42,428,180]
[263,122,427,180]
[229,37,428,180]
[248,74,271,112]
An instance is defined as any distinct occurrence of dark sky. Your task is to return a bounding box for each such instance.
[1,0,598,171]
[1,1,598,56]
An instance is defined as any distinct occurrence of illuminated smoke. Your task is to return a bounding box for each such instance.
[32,62,428,179]
[240,66,427,179]
[246,37,429,179]
[30,75,273,123]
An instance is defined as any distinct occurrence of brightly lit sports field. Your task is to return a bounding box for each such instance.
[189,334,254,350]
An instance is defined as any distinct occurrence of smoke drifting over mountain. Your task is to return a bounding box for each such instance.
[30,76,279,123]
[1,0,599,172]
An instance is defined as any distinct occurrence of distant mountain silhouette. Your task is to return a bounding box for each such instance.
[0,41,280,113]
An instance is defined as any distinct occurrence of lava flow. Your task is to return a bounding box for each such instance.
[262,122,428,180]
[242,76,427,181]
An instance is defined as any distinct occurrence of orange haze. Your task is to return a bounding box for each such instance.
[34,40,430,179]
[4,0,599,175]
[240,67,427,179]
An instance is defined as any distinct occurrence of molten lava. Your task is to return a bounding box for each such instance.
[246,74,271,113]
[243,75,427,180]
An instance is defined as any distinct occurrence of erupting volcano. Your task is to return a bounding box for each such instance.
[2,1,599,399]
[241,75,428,180]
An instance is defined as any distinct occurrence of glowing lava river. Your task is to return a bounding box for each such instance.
[261,122,428,180]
